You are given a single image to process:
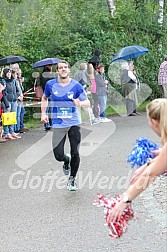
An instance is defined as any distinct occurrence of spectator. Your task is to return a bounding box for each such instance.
[0,83,7,143]
[121,62,139,116]
[13,69,29,133]
[88,63,100,124]
[158,55,167,98]
[107,98,167,223]
[73,63,88,90]
[1,68,21,140]
[40,65,55,131]
[95,64,111,122]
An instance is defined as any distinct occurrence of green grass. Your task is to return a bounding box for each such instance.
[24,101,150,128]
[24,118,42,129]
[106,100,150,116]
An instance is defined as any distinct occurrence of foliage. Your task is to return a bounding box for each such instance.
[7,0,23,2]
[0,0,166,100]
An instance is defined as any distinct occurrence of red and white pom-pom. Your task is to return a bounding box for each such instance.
[162,169,167,176]
[93,193,134,238]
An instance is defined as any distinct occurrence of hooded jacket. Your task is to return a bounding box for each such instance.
[1,77,19,103]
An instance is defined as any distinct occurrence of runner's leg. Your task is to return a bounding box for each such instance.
[52,127,69,163]
[68,126,81,178]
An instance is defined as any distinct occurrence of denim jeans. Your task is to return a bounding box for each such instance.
[3,101,17,135]
[98,95,107,118]
[14,102,25,131]
[20,105,25,129]
[14,102,22,131]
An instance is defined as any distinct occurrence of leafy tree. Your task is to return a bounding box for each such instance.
[0,0,166,99]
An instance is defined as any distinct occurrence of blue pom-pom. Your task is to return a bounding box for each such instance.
[127,137,159,168]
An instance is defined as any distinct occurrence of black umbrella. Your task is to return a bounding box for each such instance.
[0,55,28,66]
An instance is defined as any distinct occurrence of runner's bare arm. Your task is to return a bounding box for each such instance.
[41,94,49,123]
[73,98,90,108]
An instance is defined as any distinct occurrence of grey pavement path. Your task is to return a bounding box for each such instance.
[0,113,166,252]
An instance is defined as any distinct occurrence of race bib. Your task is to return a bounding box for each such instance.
[56,107,73,118]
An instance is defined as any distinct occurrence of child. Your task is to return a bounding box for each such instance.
[107,98,167,223]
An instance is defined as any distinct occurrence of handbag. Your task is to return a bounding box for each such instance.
[1,112,17,126]
[35,86,43,98]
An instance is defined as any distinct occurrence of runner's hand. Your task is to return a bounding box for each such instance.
[72,98,81,107]
[41,114,49,124]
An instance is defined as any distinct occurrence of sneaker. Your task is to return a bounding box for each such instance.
[19,127,29,133]
[12,133,21,139]
[0,138,7,143]
[67,177,78,191]
[5,134,14,140]
[91,118,100,125]
[45,127,51,131]
[63,153,71,175]
[100,117,112,122]
[14,130,20,133]
[13,132,20,136]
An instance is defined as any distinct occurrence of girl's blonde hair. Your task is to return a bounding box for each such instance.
[147,98,167,144]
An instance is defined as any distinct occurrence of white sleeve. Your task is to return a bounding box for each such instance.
[128,71,137,82]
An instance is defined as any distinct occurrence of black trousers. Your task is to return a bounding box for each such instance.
[52,126,81,178]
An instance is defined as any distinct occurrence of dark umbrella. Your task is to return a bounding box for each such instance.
[0,55,28,66]
[111,45,149,62]
[32,58,61,69]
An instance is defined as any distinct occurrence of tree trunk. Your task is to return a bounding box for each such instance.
[158,0,164,51]
[158,0,164,27]
[106,0,116,17]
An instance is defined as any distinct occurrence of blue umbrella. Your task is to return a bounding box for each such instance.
[111,45,149,62]
[32,57,61,68]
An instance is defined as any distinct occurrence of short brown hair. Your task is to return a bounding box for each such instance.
[98,63,104,69]
[56,60,70,70]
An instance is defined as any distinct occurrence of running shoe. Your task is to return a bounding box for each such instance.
[100,117,112,122]
[67,177,78,191]
[91,118,100,125]
[63,153,71,175]
[0,138,7,143]
[12,133,21,139]
[5,134,14,140]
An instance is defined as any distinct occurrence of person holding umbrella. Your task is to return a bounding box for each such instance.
[41,60,90,191]
[32,57,60,131]
[121,61,140,116]
[40,65,55,131]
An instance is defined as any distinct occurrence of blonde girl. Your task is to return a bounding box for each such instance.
[108,98,167,223]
